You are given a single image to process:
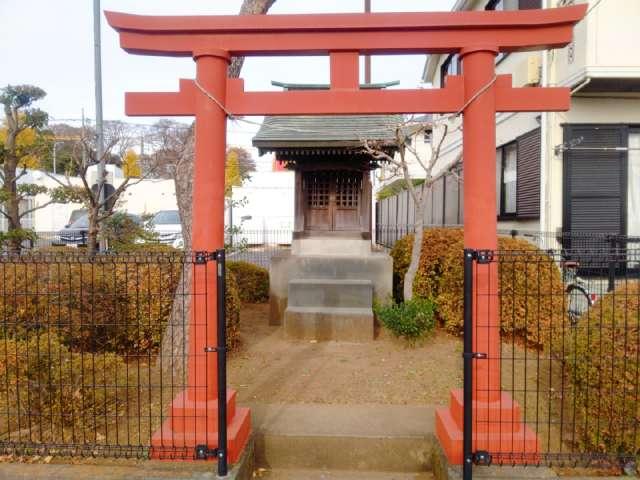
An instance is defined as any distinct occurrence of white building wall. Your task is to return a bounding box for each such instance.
[376,127,433,188]
[3,168,180,232]
[229,170,295,238]
[119,179,178,216]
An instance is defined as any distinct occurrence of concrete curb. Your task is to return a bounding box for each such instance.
[430,442,634,480]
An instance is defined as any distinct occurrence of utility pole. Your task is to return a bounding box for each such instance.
[52,142,58,175]
[364,0,372,84]
[93,0,105,251]
[81,109,87,167]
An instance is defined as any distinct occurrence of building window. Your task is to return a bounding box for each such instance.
[496,142,518,216]
[485,0,541,10]
[439,54,461,87]
[484,0,541,63]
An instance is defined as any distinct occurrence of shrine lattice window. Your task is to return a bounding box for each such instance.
[336,172,360,208]
[307,172,330,208]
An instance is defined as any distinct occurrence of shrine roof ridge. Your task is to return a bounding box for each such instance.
[271,80,401,91]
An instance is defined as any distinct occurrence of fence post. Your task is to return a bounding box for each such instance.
[463,249,475,480]
[216,248,228,476]
[607,235,616,292]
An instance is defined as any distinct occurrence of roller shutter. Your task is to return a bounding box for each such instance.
[563,124,628,247]
[516,128,541,218]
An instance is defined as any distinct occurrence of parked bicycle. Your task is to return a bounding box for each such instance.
[561,259,597,325]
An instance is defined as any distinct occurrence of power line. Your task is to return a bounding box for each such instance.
[585,0,606,16]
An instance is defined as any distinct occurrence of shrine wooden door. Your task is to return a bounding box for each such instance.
[304,170,362,232]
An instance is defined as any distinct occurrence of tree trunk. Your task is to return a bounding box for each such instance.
[86,209,100,255]
[403,184,430,301]
[160,131,194,385]
[403,214,424,302]
[161,0,278,385]
[3,158,22,252]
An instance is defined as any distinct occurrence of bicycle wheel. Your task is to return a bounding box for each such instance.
[566,284,590,326]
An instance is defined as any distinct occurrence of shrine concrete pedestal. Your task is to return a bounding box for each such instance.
[270,237,392,342]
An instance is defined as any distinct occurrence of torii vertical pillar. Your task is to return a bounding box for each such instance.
[150,50,251,463]
[435,47,538,464]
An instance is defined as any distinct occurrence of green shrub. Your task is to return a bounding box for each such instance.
[102,212,157,250]
[0,333,133,438]
[227,261,269,303]
[376,178,425,201]
[565,281,640,455]
[374,298,436,345]
[390,228,565,346]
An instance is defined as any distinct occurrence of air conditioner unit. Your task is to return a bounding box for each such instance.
[527,55,542,85]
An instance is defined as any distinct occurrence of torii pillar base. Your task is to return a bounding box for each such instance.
[150,390,251,463]
[436,390,539,465]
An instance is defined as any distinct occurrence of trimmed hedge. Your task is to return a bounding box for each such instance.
[0,259,182,355]
[0,253,243,355]
[0,333,132,435]
[227,261,269,304]
[566,281,640,454]
[390,228,565,346]
[225,269,242,351]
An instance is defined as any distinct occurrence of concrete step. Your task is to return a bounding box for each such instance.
[251,404,436,473]
[288,278,373,309]
[256,467,435,479]
[283,306,374,342]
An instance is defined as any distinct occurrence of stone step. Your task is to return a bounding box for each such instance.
[288,278,373,309]
[252,404,436,473]
[283,306,374,342]
[256,467,435,479]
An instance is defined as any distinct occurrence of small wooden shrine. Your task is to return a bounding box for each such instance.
[254,82,399,242]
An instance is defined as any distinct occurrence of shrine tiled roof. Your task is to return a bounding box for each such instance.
[252,80,407,155]
[252,114,404,154]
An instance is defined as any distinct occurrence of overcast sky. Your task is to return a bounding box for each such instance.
[0,0,455,156]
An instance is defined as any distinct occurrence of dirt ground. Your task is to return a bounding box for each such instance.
[228,304,463,406]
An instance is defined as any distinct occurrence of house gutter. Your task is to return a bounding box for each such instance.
[540,46,549,232]
[540,0,550,234]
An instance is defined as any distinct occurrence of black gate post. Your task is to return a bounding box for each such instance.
[216,248,229,477]
[607,235,617,292]
[462,249,475,480]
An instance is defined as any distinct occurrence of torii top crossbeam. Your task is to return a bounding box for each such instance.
[107,7,584,55]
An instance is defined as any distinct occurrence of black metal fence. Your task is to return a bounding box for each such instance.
[0,250,230,475]
[19,229,293,269]
[463,248,640,478]
[225,229,292,268]
[375,223,640,253]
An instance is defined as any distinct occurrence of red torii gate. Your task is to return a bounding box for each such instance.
[107,5,586,466]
